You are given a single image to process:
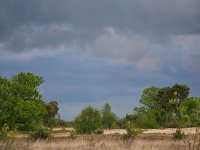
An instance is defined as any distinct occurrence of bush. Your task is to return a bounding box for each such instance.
[172,129,185,140]
[101,103,118,129]
[0,124,9,141]
[68,131,77,139]
[121,121,142,140]
[95,129,104,134]
[74,106,101,134]
[134,114,160,129]
[116,118,127,129]
[121,133,131,140]
[28,127,52,140]
[164,121,179,128]
[17,123,38,132]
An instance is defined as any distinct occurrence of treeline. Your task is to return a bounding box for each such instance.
[0,72,200,136]
[73,85,200,133]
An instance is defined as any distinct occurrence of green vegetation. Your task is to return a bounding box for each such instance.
[0,72,47,130]
[95,129,104,134]
[172,128,185,140]
[0,124,9,141]
[180,97,200,127]
[73,103,119,134]
[74,106,101,134]
[121,121,142,140]
[44,101,59,125]
[28,127,53,140]
[101,103,117,129]
[131,84,200,128]
[68,130,77,139]
[0,72,63,141]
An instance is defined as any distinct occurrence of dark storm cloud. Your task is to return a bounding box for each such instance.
[0,0,200,70]
[0,0,200,46]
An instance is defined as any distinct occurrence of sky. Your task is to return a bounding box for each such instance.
[0,0,200,120]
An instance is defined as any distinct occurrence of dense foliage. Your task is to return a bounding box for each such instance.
[132,84,200,128]
[101,103,118,129]
[43,101,61,127]
[28,127,52,140]
[74,106,101,134]
[0,72,47,129]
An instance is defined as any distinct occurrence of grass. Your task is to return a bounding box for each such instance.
[0,134,191,150]
[0,128,199,150]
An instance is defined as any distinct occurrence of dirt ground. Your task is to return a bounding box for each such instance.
[52,127,198,138]
[1,128,199,150]
[11,127,199,139]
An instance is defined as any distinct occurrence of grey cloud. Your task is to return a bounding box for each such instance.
[86,27,151,64]
[183,55,200,71]
[0,0,200,71]
[1,0,200,48]
[171,34,200,71]
[3,24,74,52]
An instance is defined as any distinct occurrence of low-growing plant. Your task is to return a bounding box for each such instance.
[121,121,142,140]
[95,129,104,134]
[0,124,9,141]
[17,123,39,132]
[183,128,200,150]
[0,124,15,150]
[172,128,185,140]
[68,131,77,140]
[121,133,132,140]
[28,127,53,140]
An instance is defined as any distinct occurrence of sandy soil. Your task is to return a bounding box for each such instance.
[143,128,198,135]
[103,128,198,135]
[12,127,199,139]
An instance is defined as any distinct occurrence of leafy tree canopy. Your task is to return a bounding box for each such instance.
[134,84,191,127]
[101,103,117,129]
[0,72,47,129]
[74,106,101,134]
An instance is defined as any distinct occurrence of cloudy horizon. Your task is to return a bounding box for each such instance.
[0,0,200,120]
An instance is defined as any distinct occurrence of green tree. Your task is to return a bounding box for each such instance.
[74,106,101,134]
[171,84,190,118]
[44,101,60,127]
[156,84,190,125]
[134,86,162,127]
[139,86,160,110]
[0,72,47,129]
[156,87,174,125]
[180,97,200,126]
[44,101,59,120]
[101,103,117,129]
[134,84,190,127]
[46,101,59,118]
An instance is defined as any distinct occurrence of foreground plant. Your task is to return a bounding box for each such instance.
[67,131,77,140]
[172,128,200,150]
[28,127,53,141]
[0,124,15,150]
[0,124,9,141]
[121,121,142,140]
[172,128,185,140]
